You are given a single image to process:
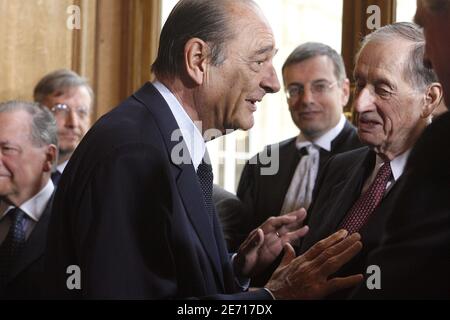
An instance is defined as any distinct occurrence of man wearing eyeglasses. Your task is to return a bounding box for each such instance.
[237,42,362,285]
[33,69,93,185]
[300,22,443,299]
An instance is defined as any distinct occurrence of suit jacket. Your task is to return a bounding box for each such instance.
[300,147,404,298]
[1,195,54,299]
[213,185,246,252]
[236,121,362,285]
[351,112,450,299]
[44,83,270,300]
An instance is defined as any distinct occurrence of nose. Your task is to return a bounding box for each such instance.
[300,84,315,105]
[354,87,375,114]
[65,109,79,128]
[261,64,281,94]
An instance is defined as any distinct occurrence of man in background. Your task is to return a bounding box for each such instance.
[34,69,93,185]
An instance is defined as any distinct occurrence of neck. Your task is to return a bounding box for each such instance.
[374,119,429,161]
[58,152,72,166]
[158,76,201,125]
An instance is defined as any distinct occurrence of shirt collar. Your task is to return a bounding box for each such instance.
[0,179,54,222]
[153,81,205,171]
[296,114,346,151]
[56,160,69,174]
[375,149,411,182]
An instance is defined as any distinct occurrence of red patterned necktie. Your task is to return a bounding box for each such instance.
[339,161,392,234]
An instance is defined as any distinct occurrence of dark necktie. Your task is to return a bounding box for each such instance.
[339,161,392,234]
[196,158,215,228]
[51,170,62,186]
[0,207,28,286]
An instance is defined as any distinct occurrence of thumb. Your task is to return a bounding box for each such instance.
[279,243,296,267]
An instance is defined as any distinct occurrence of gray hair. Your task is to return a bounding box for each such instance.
[357,22,439,89]
[423,0,449,12]
[33,69,93,104]
[0,101,58,149]
[152,0,256,78]
[282,42,347,82]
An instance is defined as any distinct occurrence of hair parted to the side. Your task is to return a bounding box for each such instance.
[33,69,93,104]
[152,0,257,79]
[0,101,58,149]
[282,42,347,83]
[356,22,439,89]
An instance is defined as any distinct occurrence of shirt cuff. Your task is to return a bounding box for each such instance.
[231,253,251,291]
[263,287,276,300]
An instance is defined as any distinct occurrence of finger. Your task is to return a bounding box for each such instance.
[324,274,364,297]
[239,228,263,255]
[261,212,304,232]
[281,211,308,232]
[312,233,362,267]
[262,216,297,232]
[319,240,363,276]
[302,229,349,261]
[284,208,307,222]
[279,243,296,267]
[285,225,309,243]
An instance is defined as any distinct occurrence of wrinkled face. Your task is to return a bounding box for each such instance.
[415,0,450,106]
[354,40,426,157]
[283,56,349,139]
[200,4,280,132]
[41,86,92,158]
[0,111,51,205]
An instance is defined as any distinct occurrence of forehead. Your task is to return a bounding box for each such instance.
[283,56,337,83]
[228,3,276,55]
[45,86,92,107]
[0,111,32,141]
[355,40,410,80]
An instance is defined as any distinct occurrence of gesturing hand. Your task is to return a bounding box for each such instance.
[265,229,363,300]
[234,208,309,278]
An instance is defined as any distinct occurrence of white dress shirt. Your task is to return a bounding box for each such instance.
[361,149,411,196]
[281,114,347,213]
[0,179,54,244]
[56,160,69,175]
[153,81,206,171]
[296,114,346,152]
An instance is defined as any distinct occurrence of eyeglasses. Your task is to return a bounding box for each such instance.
[286,81,338,100]
[51,104,89,119]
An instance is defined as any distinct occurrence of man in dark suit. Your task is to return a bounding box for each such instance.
[350,0,450,299]
[0,101,58,299]
[237,42,362,285]
[300,22,443,298]
[33,69,93,185]
[44,0,364,299]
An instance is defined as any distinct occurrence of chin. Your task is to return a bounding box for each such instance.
[239,119,254,131]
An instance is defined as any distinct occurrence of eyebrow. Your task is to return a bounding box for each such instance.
[253,45,278,57]
[287,78,332,86]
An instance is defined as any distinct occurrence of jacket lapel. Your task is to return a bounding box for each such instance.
[133,83,225,291]
[9,195,54,282]
[326,149,375,232]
